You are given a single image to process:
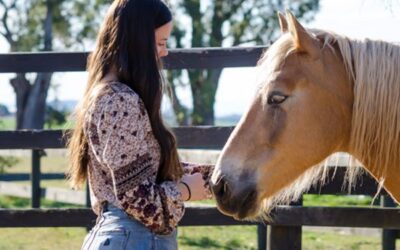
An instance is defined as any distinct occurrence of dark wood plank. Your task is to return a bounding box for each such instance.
[0,47,266,73]
[173,126,234,149]
[1,207,400,228]
[270,206,400,229]
[31,150,41,208]
[163,46,265,69]
[0,207,256,228]
[258,224,267,250]
[268,226,301,250]
[306,167,388,196]
[267,199,303,250]
[0,208,96,228]
[0,127,234,149]
[0,52,89,73]
[381,196,398,250]
[0,130,66,149]
[0,173,65,181]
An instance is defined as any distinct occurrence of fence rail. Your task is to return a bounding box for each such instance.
[0,47,265,73]
[0,127,234,150]
[0,206,400,228]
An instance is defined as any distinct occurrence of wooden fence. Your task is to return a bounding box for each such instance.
[0,47,399,250]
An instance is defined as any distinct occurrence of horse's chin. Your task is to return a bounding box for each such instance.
[216,203,260,221]
[216,194,261,221]
[234,204,260,221]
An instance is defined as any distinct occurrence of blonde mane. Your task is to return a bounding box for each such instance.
[256,30,400,218]
[337,35,400,183]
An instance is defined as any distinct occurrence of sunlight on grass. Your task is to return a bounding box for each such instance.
[0,117,16,130]
[0,195,84,208]
[6,155,68,173]
[0,228,86,250]
[303,231,381,250]
[303,194,374,207]
[178,226,257,250]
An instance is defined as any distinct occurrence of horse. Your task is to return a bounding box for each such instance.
[210,11,400,220]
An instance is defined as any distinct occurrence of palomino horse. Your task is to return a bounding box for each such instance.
[211,11,400,220]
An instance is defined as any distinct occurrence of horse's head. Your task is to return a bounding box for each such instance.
[211,11,355,220]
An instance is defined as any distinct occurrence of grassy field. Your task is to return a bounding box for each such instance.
[0,116,74,130]
[0,117,15,130]
[0,227,391,250]
[6,155,68,174]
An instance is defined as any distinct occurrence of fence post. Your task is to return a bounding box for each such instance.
[31,150,42,208]
[85,181,91,208]
[381,195,397,250]
[257,224,267,250]
[267,198,302,250]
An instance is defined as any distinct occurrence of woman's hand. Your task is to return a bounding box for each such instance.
[179,173,208,201]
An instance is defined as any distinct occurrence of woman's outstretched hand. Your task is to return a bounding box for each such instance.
[179,173,208,201]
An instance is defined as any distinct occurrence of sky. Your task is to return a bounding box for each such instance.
[0,0,400,116]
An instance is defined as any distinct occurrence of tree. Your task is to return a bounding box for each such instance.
[0,0,110,129]
[168,0,320,125]
[45,105,67,129]
[0,155,19,174]
[0,103,10,116]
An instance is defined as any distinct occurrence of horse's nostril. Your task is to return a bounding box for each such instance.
[212,176,229,199]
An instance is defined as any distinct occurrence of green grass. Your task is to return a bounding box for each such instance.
[0,226,392,250]
[0,117,74,130]
[0,196,84,208]
[0,228,86,250]
[302,230,383,250]
[44,120,74,130]
[179,226,257,250]
[303,194,375,207]
[0,117,15,130]
[6,155,68,173]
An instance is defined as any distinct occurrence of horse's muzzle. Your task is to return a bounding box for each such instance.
[211,176,258,220]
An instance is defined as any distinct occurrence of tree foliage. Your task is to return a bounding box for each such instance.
[0,0,111,129]
[0,155,19,174]
[168,0,320,125]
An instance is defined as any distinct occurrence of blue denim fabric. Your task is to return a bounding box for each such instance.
[81,204,178,250]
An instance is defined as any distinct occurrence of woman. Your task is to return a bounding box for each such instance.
[66,0,213,249]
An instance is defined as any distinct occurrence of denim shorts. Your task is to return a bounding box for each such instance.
[81,204,178,250]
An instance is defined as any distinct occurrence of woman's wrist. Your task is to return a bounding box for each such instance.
[178,181,191,201]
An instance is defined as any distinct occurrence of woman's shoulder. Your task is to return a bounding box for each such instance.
[106,81,135,95]
[95,81,141,105]
[87,82,144,119]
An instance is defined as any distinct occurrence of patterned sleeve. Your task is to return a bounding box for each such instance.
[181,162,214,198]
[89,91,184,235]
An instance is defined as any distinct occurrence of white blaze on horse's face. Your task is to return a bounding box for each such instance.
[211,11,353,220]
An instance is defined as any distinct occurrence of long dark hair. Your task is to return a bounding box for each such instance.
[67,0,182,188]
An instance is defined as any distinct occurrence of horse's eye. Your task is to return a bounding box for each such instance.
[267,93,287,105]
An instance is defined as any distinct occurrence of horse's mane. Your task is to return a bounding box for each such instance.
[335,34,400,184]
[256,30,400,219]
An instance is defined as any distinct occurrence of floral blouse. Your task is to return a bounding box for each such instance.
[84,82,213,235]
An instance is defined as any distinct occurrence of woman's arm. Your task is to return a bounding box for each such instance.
[181,162,214,199]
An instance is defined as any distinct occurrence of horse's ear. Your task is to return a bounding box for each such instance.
[277,11,288,33]
[285,10,320,59]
